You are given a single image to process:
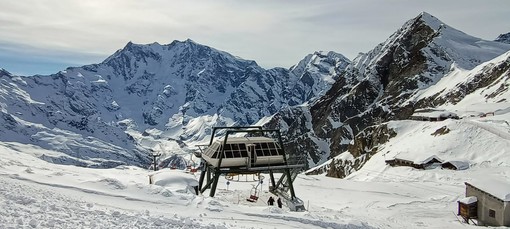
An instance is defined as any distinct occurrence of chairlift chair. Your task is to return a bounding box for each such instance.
[246,177,264,202]
[246,184,260,202]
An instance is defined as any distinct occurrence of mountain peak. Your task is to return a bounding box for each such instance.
[168,39,200,47]
[121,41,162,50]
[0,68,12,78]
[415,12,444,31]
[184,38,197,44]
[495,32,510,44]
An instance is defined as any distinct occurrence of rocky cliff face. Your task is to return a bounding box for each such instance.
[265,12,510,177]
[305,123,396,178]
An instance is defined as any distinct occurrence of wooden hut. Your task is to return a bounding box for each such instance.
[413,155,443,169]
[458,196,478,223]
[441,161,469,170]
[385,158,414,167]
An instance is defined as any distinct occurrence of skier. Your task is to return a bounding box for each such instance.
[277,197,283,208]
[267,196,275,206]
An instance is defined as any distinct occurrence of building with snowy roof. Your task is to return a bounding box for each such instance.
[460,180,510,226]
[385,155,443,169]
[441,160,469,170]
[410,109,459,121]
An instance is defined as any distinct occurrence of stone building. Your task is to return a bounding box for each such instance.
[462,180,510,226]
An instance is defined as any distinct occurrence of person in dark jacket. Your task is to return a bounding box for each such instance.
[267,196,275,206]
[277,197,283,208]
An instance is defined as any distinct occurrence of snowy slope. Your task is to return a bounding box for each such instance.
[0,142,377,228]
[1,137,501,228]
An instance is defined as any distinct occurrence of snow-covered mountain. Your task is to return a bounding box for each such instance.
[495,32,510,44]
[1,11,510,229]
[1,12,508,178]
[0,40,349,168]
[264,12,510,176]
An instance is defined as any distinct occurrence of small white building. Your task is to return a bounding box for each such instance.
[462,179,510,226]
[410,109,459,121]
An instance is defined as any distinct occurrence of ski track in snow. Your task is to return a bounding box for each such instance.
[0,177,222,229]
[0,173,373,229]
[0,173,183,206]
[465,119,510,141]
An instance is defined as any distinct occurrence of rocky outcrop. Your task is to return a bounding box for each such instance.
[306,123,397,178]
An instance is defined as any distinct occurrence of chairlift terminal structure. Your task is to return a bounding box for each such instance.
[201,136,285,168]
[195,126,305,210]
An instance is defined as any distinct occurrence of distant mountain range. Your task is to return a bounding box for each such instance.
[0,38,349,168]
[1,12,509,175]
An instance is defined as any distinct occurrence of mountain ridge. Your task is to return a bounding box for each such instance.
[0,39,349,168]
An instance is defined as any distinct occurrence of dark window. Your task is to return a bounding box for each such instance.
[231,144,239,151]
[261,142,268,150]
[240,150,248,157]
[233,151,241,158]
[489,209,495,218]
[270,149,279,156]
[239,144,247,150]
[212,152,218,159]
[263,149,271,156]
[225,151,233,158]
[224,144,231,151]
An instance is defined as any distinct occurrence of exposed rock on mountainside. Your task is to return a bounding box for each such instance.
[267,12,510,177]
[305,123,396,178]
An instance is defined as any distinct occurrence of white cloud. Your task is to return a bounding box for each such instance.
[0,0,509,74]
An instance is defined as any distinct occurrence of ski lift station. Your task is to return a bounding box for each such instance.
[201,136,285,167]
[195,126,306,211]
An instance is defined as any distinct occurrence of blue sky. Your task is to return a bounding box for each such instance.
[0,0,509,75]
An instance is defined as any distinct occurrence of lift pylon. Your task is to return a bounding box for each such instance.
[195,126,304,207]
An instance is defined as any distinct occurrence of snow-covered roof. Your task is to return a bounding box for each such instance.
[149,170,199,187]
[415,155,443,164]
[411,110,458,118]
[443,161,469,170]
[215,136,277,144]
[458,196,477,205]
[466,179,510,201]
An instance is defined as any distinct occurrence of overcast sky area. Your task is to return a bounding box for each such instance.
[1,0,509,75]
